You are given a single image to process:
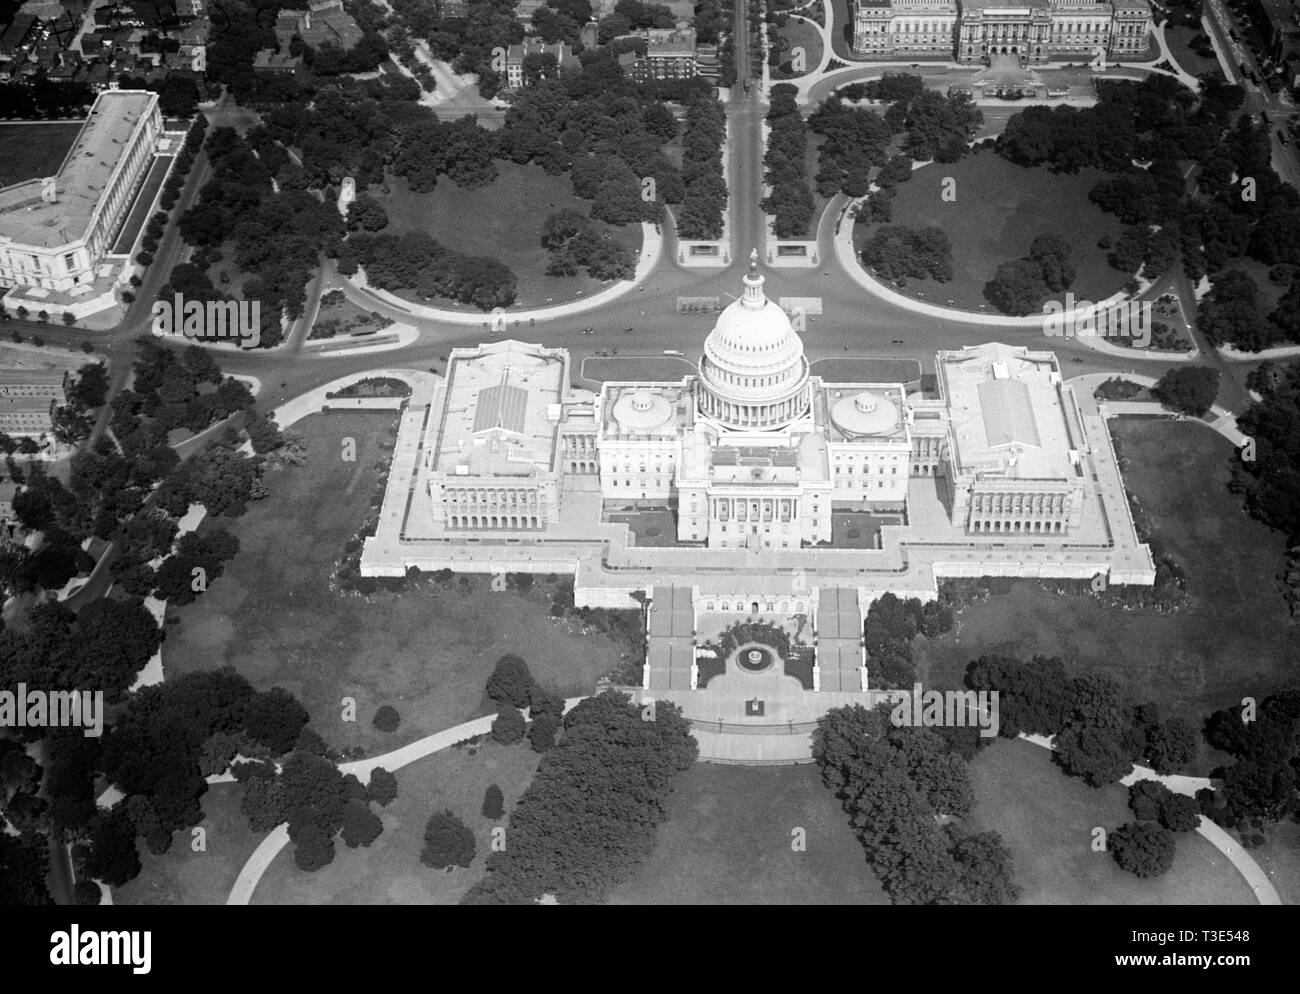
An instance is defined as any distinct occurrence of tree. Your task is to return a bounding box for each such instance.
[83,809,143,887]
[1153,366,1220,416]
[1054,724,1135,787]
[73,879,101,905]
[486,654,534,708]
[340,800,383,848]
[242,687,310,754]
[0,833,52,905]
[491,705,526,745]
[367,767,398,807]
[948,832,1020,905]
[421,809,476,869]
[985,259,1048,316]
[482,783,505,820]
[1029,233,1076,292]
[527,711,560,752]
[463,691,697,905]
[240,774,287,832]
[1128,779,1173,821]
[346,194,389,232]
[373,705,401,733]
[1160,793,1201,833]
[1110,820,1176,878]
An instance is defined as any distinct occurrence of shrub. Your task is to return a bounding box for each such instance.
[527,712,561,752]
[367,767,398,807]
[491,705,526,745]
[73,879,102,905]
[373,705,401,733]
[481,784,505,820]
[486,654,534,709]
[1110,821,1176,878]
[420,809,476,869]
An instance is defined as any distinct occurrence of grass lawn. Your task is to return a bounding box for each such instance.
[581,354,697,384]
[377,162,643,308]
[1164,25,1224,78]
[854,148,1128,312]
[914,418,1298,773]
[113,783,263,905]
[163,412,628,756]
[970,738,1255,904]
[252,739,539,904]
[0,122,82,187]
[608,763,890,904]
[309,289,388,340]
[1247,820,1300,905]
[772,16,824,79]
[606,509,692,547]
[807,356,921,383]
[110,154,172,255]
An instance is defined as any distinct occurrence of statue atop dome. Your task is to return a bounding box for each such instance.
[742,247,766,307]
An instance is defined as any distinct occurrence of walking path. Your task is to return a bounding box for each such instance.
[1019,732,1281,904]
[1069,371,1249,448]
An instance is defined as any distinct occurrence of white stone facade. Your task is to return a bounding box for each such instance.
[850,0,1153,62]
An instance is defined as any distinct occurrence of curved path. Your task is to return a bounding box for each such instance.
[226,698,584,905]
[1019,733,1281,905]
[1070,370,1249,448]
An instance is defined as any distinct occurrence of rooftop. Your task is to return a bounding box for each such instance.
[0,90,158,251]
[938,343,1078,482]
[432,340,566,478]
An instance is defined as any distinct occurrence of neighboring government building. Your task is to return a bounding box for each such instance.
[852,0,1152,62]
[0,89,163,319]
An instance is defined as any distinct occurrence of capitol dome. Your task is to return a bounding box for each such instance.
[697,251,810,430]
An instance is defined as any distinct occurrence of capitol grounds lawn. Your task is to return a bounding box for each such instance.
[608,763,891,905]
[252,739,540,904]
[852,148,1128,312]
[1164,24,1224,78]
[162,411,626,758]
[0,122,82,187]
[581,354,698,385]
[969,738,1255,904]
[771,15,824,81]
[913,418,1299,774]
[378,161,643,309]
[1248,819,1300,905]
[113,782,263,905]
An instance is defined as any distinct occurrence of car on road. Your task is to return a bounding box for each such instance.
[664,349,685,357]
[582,326,594,334]
[1279,129,1290,145]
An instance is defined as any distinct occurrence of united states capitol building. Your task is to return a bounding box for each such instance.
[361,257,1155,613]
[851,0,1152,63]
